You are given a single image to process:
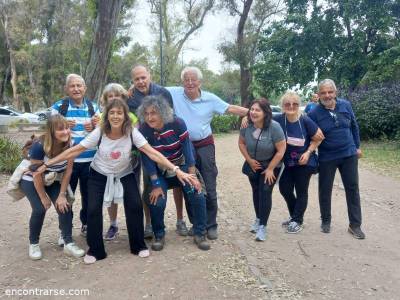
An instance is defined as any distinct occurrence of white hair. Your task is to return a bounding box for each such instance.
[65,74,85,86]
[318,79,337,91]
[180,66,203,81]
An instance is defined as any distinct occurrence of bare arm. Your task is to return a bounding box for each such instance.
[262,140,286,184]
[238,136,262,172]
[31,159,51,210]
[298,128,324,165]
[139,143,197,186]
[54,158,74,214]
[227,105,249,117]
[37,144,86,174]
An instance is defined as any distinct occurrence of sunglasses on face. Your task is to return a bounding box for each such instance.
[284,102,299,108]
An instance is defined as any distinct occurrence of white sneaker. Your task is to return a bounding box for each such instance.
[64,243,85,258]
[255,225,267,241]
[29,244,42,260]
[250,218,260,233]
[57,235,65,247]
[138,249,150,258]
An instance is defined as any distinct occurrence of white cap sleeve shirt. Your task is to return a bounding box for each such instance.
[80,127,147,174]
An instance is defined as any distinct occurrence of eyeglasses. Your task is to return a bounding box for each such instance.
[284,102,299,108]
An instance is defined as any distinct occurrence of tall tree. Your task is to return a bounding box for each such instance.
[84,0,125,100]
[253,0,400,96]
[219,0,283,106]
[148,0,215,84]
[0,0,20,108]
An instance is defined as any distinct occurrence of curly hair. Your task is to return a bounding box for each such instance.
[137,95,174,125]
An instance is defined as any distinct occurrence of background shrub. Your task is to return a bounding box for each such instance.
[342,82,400,140]
[0,136,22,173]
[211,115,239,134]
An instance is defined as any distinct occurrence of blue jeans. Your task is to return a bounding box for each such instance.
[145,168,207,238]
[69,161,91,226]
[20,179,73,244]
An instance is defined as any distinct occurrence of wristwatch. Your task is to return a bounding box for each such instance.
[172,166,180,172]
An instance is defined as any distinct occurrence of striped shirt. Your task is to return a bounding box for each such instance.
[51,98,99,163]
[22,141,68,181]
[139,117,195,176]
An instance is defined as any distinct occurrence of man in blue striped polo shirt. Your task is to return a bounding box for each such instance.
[51,74,100,238]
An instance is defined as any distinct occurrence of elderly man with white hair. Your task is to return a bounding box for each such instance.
[51,74,100,240]
[167,66,248,240]
[308,79,365,239]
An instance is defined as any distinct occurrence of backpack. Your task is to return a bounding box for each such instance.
[7,135,75,202]
[59,98,96,117]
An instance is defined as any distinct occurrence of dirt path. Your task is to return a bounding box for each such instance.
[0,133,399,299]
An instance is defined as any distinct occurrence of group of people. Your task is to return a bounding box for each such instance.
[239,79,365,241]
[19,65,365,265]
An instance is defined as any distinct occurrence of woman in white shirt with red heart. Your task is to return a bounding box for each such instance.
[36,98,197,264]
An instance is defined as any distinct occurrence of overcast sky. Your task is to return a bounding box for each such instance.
[128,2,237,73]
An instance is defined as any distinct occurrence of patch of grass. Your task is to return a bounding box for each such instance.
[0,136,22,173]
[361,141,400,179]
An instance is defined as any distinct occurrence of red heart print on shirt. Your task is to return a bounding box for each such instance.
[110,151,121,159]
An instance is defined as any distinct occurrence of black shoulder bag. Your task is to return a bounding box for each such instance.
[241,128,263,180]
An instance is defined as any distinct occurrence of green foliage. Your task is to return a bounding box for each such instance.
[211,115,239,134]
[361,45,400,85]
[345,82,400,139]
[108,43,151,87]
[254,0,400,98]
[0,136,22,173]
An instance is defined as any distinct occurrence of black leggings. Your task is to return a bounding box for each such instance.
[248,168,280,226]
[279,166,314,224]
[86,168,147,260]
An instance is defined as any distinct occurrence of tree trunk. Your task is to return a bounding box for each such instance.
[0,65,10,105]
[84,0,123,101]
[1,15,19,109]
[240,66,251,107]
[237,0,253,107]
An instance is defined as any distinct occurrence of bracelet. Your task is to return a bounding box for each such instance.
[306,149,313,154]
[43,162,50,168]
[172,166,180,172]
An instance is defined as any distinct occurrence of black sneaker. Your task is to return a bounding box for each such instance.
[321,222,331,233]
[348,225,365,239]
[194,235,210,251]
[207,228,218,240]
[151,237,165,251]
